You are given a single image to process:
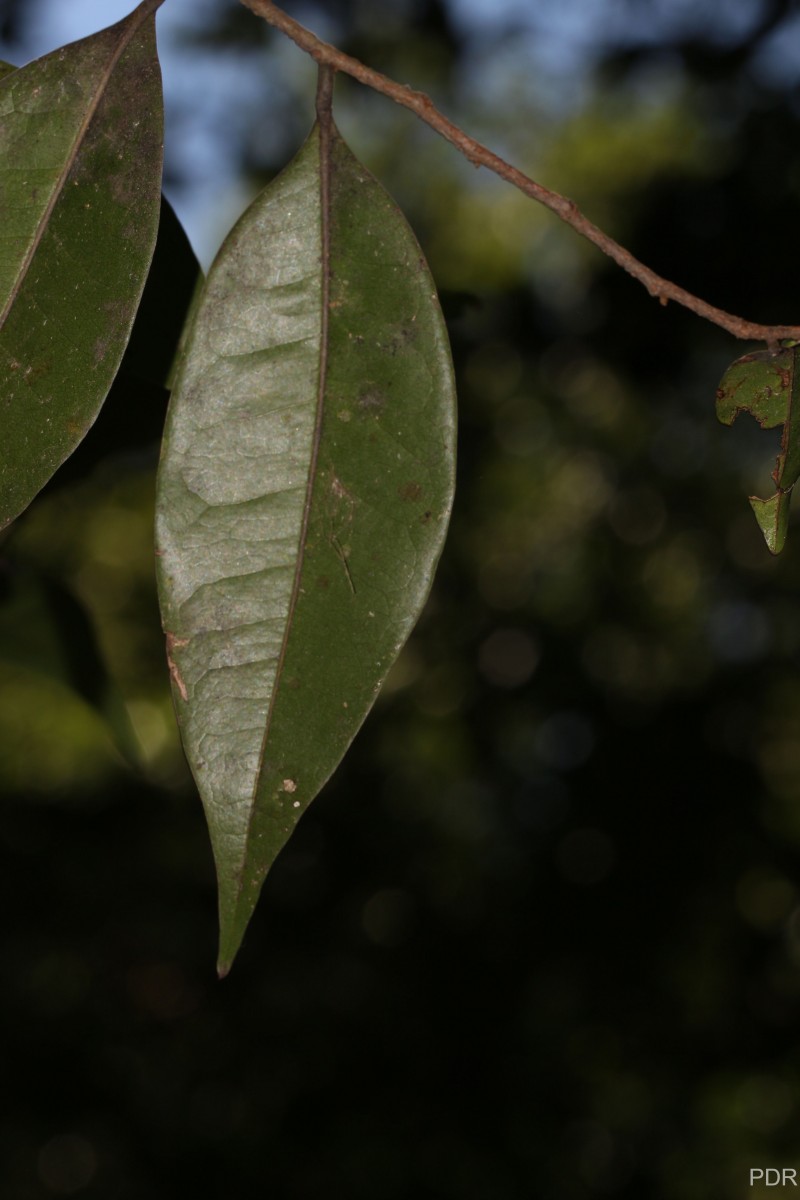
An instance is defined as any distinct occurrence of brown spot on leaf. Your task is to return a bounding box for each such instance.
[398,481,422,502]
[165,631,190,702]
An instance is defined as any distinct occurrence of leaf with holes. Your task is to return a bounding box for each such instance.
[717,343,800,554]
[156,113,457,975]
[0,0,163,529]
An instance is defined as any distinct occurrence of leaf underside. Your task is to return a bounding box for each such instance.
[156,121,457,975]
[716,344,800,554]
[0,0,163,529]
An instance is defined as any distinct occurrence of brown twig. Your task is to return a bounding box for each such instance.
[240,0,800,346]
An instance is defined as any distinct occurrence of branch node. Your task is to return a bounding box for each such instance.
[315,62,335,122]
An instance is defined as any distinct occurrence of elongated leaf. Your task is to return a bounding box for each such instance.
[717,343,800,553]
[0,0,164,529]
[156,118,457,975]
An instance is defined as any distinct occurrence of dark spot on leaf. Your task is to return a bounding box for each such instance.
[316,575,330,590]
[398,481,423,502]
[358,387,386,415]
[387,323,418,355]
[103,297,128,321]
[420,511,433,525]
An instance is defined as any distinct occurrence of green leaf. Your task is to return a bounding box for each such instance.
[156,117,457,975]
[0,0,164,530]
[716,344,800,554]
[0,61,16,81]
[749,492,790,556]
[28,197,202,502]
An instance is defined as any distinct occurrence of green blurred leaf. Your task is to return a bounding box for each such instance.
[716,344,800,554]
[0,560,142,768]
[156,118,457,975]
[0,0,164,530]
[0,60,16,80]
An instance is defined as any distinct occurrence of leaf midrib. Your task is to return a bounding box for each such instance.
[0,0,161,331]
[240,109,335,881]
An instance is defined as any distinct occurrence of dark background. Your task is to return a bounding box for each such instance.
[2,0,800,1196]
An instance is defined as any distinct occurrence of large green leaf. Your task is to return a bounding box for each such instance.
[156,117,457,975]
[717,343,800,554]
[0,0,164,530]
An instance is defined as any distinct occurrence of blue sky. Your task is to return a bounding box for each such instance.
[1,0,269,262]
[4,0,799,262]
[0,0,620,261]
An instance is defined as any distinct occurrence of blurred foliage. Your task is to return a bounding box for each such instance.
[3,0,800,1197]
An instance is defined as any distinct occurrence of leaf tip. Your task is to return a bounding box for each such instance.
[215,892,255,980]
[215,931,241,980]
[749,490,791,555]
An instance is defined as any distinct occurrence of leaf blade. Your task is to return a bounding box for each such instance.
[0,0,164,528]
[156,122,457,974]
[716,344,800,553]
